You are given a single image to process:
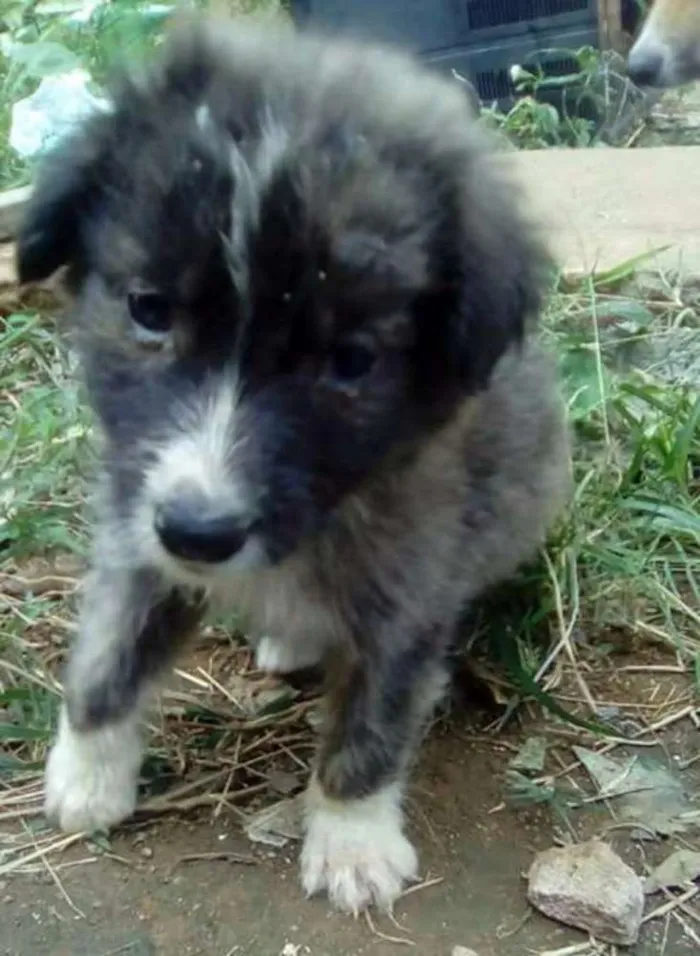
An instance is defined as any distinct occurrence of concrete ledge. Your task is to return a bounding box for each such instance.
[504,146,700,277]
[0,186,31,242]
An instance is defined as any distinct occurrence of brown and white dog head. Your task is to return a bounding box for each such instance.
[628,0,700,88]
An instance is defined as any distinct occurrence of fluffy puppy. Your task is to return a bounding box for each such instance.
[17,17,570,914]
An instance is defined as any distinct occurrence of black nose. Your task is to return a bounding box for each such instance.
[155,500,249,564]
[628,52,663,87]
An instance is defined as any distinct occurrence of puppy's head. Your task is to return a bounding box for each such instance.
[17,18,551,585]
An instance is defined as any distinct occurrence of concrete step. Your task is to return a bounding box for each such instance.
[505,146,700,276]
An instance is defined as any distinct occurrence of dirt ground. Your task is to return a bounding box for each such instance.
[3,690,698,956]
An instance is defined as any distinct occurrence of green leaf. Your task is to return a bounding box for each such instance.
[671,394,700,488]
[0,723,51,741]
[645,849,700,894]
[592,247,674,288]
[558,346,611,420]
[8,40,80,79]
[0,754,42,777]
[620,498,700,537]
[597,299,656,333]
[509,735,548,774]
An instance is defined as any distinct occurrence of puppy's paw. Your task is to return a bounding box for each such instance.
[255,635,324,674]
[300,779,418,914]
[45,709,141,833]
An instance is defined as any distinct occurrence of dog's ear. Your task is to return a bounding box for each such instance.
[420,169,553,394]
[16,121,109,285]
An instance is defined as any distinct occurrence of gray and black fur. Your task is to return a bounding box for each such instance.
[18,16,571,913]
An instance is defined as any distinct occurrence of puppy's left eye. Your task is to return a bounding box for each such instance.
[330,343,376,383]
[127,291,172,342]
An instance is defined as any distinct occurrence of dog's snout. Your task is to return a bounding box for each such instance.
[628,48,664,87]
[154,499,250,564]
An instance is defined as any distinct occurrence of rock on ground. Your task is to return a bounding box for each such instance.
[527,840,644,946]
[451,948,480,956]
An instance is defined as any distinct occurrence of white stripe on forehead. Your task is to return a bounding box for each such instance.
[195,102,214,133]
[225,108,292,301]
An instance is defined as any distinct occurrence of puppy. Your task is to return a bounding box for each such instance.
[17,17,571,914]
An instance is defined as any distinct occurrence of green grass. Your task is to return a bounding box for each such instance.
[0,310,91,557]
[459,261,700,728]
[0,0,164,188]
[0,1,290,189]
[548,265,700,657]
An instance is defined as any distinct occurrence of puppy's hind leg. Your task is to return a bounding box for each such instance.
[45,550,204,833]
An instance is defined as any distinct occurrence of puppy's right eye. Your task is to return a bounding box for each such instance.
[127,291,172,339]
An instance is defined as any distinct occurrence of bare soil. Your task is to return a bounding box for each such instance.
[3,690,698,956]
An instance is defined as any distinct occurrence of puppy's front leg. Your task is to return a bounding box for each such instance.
[45,557,203,833]
[301,629,449,913]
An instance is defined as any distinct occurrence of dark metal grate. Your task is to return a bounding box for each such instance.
[465,0,589,31]
[532,55,581,75]
[475,68,514,101]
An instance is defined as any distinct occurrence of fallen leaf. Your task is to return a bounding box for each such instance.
[244,795,303,848]
[509,735,547,774]
[504,770,556,807]
[645,849,700,894]
[573,747,700,837]
[267,769,300,796]
[226,674,298,719]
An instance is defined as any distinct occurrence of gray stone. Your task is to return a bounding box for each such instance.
[527,840,644,946]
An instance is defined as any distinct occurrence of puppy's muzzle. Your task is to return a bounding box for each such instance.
[154,496,252,565]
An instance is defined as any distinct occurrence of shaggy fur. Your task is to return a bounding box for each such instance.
[18,16,571,913]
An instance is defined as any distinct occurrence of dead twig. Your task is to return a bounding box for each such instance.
[165,851,256,878]
[363,910,415,947]
[642,884,700,924]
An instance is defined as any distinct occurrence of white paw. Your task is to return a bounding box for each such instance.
[255,635,324,674]
[45,708,142,833]
[300,779,418,913]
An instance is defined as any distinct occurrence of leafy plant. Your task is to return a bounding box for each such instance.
[480,46,645,150]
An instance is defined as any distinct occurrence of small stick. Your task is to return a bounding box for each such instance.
[544,551,598,716]
[536,942,601,956]
[642,885,699,923]
[658,885,700,928]
[196,665,244,710]
[0,832,84,878]
[24,828,86,920]
[398,875,444,900]
[0,807,45,822]
[140,782,268,816]
[165,851,256,878]
[363,910,414,947]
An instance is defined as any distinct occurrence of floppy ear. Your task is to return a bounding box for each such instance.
[16,121,108,285]
[454,219,551,389]
[421,167,553,395]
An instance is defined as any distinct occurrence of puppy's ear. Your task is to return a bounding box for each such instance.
[16,122,107,285]
[424,168,553,394]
